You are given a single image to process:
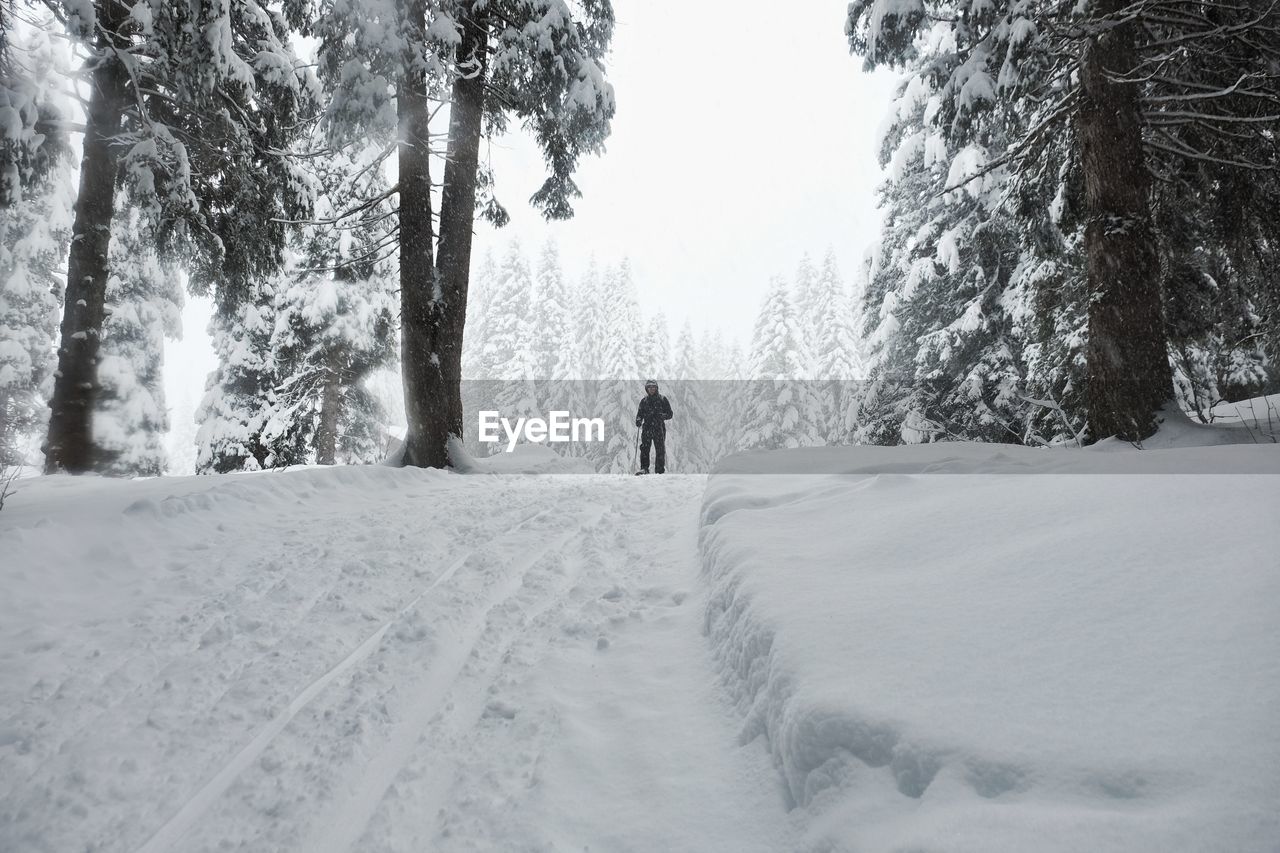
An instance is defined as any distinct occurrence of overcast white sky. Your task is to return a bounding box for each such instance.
[471,0,898,343]
[164,1,899,467]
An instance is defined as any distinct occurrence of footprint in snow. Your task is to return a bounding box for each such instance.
[483,700,519,720]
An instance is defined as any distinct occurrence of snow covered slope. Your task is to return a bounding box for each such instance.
[0,468,792,853]
[701,442,1280,852]
[3,439,1276,852]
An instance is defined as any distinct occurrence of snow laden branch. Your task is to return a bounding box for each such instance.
[846,0,1279,444]
[35,0,319,473]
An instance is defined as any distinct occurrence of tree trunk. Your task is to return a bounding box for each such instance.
[397,0,442,468]
[399,2,490,468]
[1078,0,1173,442]
[44,5,129,473]
[315,348,343,465]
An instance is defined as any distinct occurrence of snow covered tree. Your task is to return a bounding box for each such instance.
[851,64,1038,446]
[0,188,66,466]
[272,146,399,466]
[477,242,538,380]
[269,273,396,466]
[531,241,578,380]
[529,240,588,456]
[94,203,183,476]
[740,277,822,451]
[594,260,642,472]
[1,6,68,207]
[463,250,498,378]
[726,338,746,380]
[44,0,315,473]
[640,312,671,380]
[197,145,399,471]
[597,260,640,377]
[846,0,1280,442]
[1153,124,1276,418]
[574,258,608,379]
[0,167,68,467]
[0,16,70,466]
[195,281,299,473]
[812,251,864,443]
[698,327,728,381]
[790,253,821,376]
[474,242,540,450]
[669,321,717,471]
[307,0,616,468]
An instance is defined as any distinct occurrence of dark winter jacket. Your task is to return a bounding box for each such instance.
[635,393,673,430]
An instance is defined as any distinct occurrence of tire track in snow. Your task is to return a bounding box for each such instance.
[133,504,552,853]
[305,502,607,853]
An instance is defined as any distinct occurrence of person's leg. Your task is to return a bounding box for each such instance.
[655,432,666,474]
[639,429,652,471]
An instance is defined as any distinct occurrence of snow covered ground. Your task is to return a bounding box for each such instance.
[2,436,1277,852]
[0,466,792,852]
[702,441,1280,852]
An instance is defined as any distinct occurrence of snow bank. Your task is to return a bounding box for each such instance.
[700,441,1280,852]
[1208,393,1280,440]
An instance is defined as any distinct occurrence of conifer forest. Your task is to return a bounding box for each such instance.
[3,1,1276,476]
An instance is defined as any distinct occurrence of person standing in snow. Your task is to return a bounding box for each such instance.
[635,380,673,474]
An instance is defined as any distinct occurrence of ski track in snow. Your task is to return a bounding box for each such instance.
[0,471,794,853]
[135,506,555,853]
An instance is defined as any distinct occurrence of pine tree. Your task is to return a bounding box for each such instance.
[846,0,1280,442]
[856,72,1033,445]
[0,181,70,466]
[479,242,538,381]
[463,250,498,379]
[44,0,315,472]
[740,277,822,451]
[813,251,864,443]
[94,204,183,476]
[640,312,671,380]
[270,147,399,466]
[529,240,587,456]
[670,320,716,471]
[727,338,747,380]
[696,328,727,380]
[1,7,69,208]
[574,258,607,380]
[309,0,616,468]
[532,241,578,381]
[0,18,71,466]
[461,249,497,453]
[596,261,642,472]
[195,281,301,473]
[269,274,396,465]
[196,144,400,470]
[597,260,641,379]
[791,253,821,376]
[476,242,540,448]
[718,336,750,455]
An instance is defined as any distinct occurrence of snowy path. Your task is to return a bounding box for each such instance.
[0,470,794,852]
